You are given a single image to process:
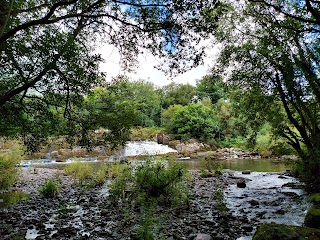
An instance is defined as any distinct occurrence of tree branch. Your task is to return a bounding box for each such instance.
[0,0,78,44]
[248,0,319,25]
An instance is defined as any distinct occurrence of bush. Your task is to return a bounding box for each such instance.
[200,157,222,175]
[110,159,190,207]
[38,179,60,197]
[0,144,23,190]
[166,103,221,142]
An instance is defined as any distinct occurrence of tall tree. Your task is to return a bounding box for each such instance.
[160,82,196,109]
[196,74,225,104]
[0,0,218,148]
[210,0,320,189]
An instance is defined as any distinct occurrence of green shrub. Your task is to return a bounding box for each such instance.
[109,164,132,200]
[136,210,163,240]
[214,189,228,213]
[0,144,23,190]
[110,159,190,207]
[107,162,129,178]
[38,179,60,197]
[130,127,164,141]
[199,157,222,177]
[164,103,221,142]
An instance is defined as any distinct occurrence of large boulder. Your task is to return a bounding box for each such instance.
[253,223,320,240]
[305,208,320,229]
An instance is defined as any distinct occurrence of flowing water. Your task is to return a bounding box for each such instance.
[109,140,177,160]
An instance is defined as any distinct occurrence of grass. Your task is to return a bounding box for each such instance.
[0,142,23,190]
[64,161,108,187]
[38,179,60,197]
[307,193,320,206]
[0,191,30,208]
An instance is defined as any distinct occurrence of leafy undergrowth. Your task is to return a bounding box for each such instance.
[109,158,191,239]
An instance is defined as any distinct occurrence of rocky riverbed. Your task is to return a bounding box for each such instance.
[0,167,308,240]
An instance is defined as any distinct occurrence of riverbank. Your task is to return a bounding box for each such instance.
[0,167,308,240]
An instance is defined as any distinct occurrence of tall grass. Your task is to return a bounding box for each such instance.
[0,142,23,190]
[64,161,108,187]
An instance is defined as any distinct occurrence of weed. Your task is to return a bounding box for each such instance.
[136,210,164,240]
[64,161,108,187]
[0,143,23,190]
[38,179,60,198]
[199,157,222,177]
[214,189,228,213]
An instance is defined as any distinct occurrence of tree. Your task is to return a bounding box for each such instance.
[167,103,220,141]
[210,0,320,189]
[196,74,225,104]
[0,0,218,149]
[160,82,196,109]
[103,76,162,127]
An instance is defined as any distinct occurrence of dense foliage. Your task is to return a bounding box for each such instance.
[210,0,320,189]
[0,0,218,150]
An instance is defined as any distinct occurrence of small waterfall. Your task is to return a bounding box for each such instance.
[109,141,177,160]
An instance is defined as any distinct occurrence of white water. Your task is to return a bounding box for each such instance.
[109,141,177,160]
[226,171,310,240]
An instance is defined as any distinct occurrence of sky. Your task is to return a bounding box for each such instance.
[99,43,219,87]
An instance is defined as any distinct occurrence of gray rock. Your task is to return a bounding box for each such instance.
[249,199,259,206]
[237,179,246,188]
[189,233,212,240]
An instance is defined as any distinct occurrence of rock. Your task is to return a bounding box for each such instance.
[242,225,254,232]
[260,151,272,158]
[237,179,246,188]
[253,223,320,240]
[156,133,172,145]
[305,208,320,229]
[189,233,212,240]
[242,170,251,175]
[249,200,259,206]
[275,209,285,215]
[282,191,298,197]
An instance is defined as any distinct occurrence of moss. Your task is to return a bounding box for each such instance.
[253,223,320,240]
[308,194,320,207]
[305,208,320,229]
[308,208,320,216]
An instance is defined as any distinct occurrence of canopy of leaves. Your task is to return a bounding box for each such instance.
[159,82,196,109]
[0,0,218,149]
[168,103,220,141]
[211,0,320,188]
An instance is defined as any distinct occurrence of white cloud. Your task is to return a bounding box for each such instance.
[99,43,219,87]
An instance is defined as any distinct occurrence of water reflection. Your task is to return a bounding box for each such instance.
[182,158,292,172]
